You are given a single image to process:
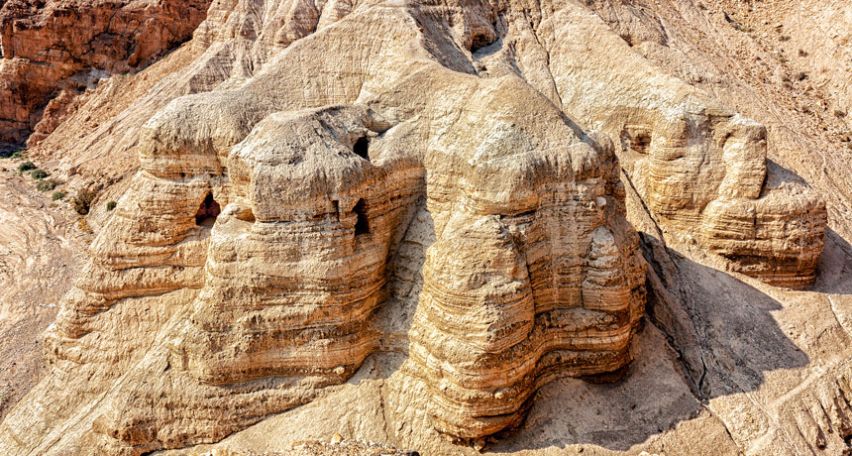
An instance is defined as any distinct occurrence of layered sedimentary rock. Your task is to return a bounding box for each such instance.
[112,39,644,452]
[502,3,827,288]
[180,105,421,386]
[0,0,210,144]
[0,0,836,455]
[402,76,645,439]
[0,4,648,452]
[611,106,826,288]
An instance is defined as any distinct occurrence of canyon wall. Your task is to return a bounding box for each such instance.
[0,0,210,145]
[0,0,846,455]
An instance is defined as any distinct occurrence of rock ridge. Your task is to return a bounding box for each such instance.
[0,1,834,455]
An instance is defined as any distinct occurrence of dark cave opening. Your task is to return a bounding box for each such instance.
[621,127,652,155]
[353,136,370,161]
[470,32,496,53]
[353,198,369,235]
[631,132,651,154]
[195,192,221,227]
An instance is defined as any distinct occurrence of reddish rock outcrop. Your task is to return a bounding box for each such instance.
[0,0,211,144]
[0,0,845,455]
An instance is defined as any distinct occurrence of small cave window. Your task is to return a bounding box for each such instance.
[470,33,495,53]
[353,136,370,161]
[622,128,652,155]
[353,199,369,235]
[195,192,221,227]
[632,133,652,154]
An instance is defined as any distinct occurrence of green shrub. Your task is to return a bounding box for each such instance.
[72,188,96,215]
[36,179,57,192]
[0,147,21,159]
[52,191,67,201]
[30,169,50,180]
[106,201,117,211]
[18,161,36,172]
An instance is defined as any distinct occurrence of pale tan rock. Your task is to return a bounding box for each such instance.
[0,4,647,453]
[0,1,846,456]
[0,167,81,422]
[499,1,828,288]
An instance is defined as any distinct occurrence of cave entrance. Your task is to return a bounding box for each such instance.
[470,32,495,53]
[631,132,651,154]
[353,136,370,161]
[195,192,221,227]
[353,199,369,235]
[621,127,652,155]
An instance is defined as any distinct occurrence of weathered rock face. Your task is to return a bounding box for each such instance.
[0,0,210,144]
[613,108,826,289]
[0,0,838,455]
[0,3,648,453]
[492,2,827,289]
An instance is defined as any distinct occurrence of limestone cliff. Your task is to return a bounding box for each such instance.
[0,1,848,455]
[0,0,210,145]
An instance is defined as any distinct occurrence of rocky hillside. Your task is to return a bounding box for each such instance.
[0,0,850,455]
[0,0,210,145]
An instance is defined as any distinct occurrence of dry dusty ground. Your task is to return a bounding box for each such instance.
[0,161,84,421]
[0,0,850,455]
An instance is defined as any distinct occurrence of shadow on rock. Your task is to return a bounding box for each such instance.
[814,228,852,296]
[488,238,809,452]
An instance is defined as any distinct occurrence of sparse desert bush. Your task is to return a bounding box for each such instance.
[72,188,97,215]
[0,147,22,159]
[18,161,35,172]
[30,169,50,180]
[106,201,117,211]
[52,191,67,201]
[36,179,58,192]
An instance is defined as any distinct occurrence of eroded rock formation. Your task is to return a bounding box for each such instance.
[0,0,837,455]
[0,0,210,144]
[506,4,827,288]
[0,4,649,453]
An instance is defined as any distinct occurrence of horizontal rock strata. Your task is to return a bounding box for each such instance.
[0,0,834,455]
[0,0,211,144]
[1,5,647,451]
[510,3,827,288]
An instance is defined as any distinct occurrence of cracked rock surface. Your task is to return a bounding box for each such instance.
[0,0,850,455]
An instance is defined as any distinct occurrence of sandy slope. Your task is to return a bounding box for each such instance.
[0,163,83,421]
[0,0,850,455]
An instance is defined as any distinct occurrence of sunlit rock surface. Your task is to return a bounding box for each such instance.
[0,1,847,455]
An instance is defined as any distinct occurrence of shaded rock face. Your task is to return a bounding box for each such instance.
[0,0,832,455]
[518,4,828,288]
[613,111,825,289]
[0,0,211,144]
